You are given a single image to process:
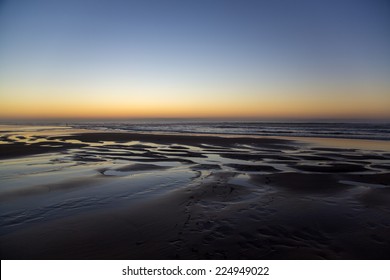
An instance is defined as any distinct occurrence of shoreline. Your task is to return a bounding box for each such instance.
[1,124,390,156]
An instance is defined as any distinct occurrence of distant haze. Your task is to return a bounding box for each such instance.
[1,0,389,119]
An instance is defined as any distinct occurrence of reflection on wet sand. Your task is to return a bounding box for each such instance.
[0,125,390,259]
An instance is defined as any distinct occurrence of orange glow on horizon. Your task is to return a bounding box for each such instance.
[1,84,389,120]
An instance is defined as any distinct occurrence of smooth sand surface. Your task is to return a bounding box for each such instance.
[1,125,390,259]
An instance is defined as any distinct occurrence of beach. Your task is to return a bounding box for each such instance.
[1,125,390,259]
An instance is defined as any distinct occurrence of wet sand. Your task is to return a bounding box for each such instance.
[1,125,390,259]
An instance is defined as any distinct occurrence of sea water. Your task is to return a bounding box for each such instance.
[66,121,390,141]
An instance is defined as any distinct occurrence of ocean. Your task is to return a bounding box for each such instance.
[66,121,390,141]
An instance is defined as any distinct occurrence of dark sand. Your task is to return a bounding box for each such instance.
[1,126,390,259]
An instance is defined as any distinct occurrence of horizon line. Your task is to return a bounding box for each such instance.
[1,116,390,123]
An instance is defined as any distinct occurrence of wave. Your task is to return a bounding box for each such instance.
[68,121,390,141]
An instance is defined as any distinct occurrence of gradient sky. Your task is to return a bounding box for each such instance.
[0,0,389,119]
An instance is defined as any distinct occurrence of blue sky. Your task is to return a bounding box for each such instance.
[0,0,389,118]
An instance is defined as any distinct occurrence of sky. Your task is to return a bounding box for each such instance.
[0,0,389,120]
